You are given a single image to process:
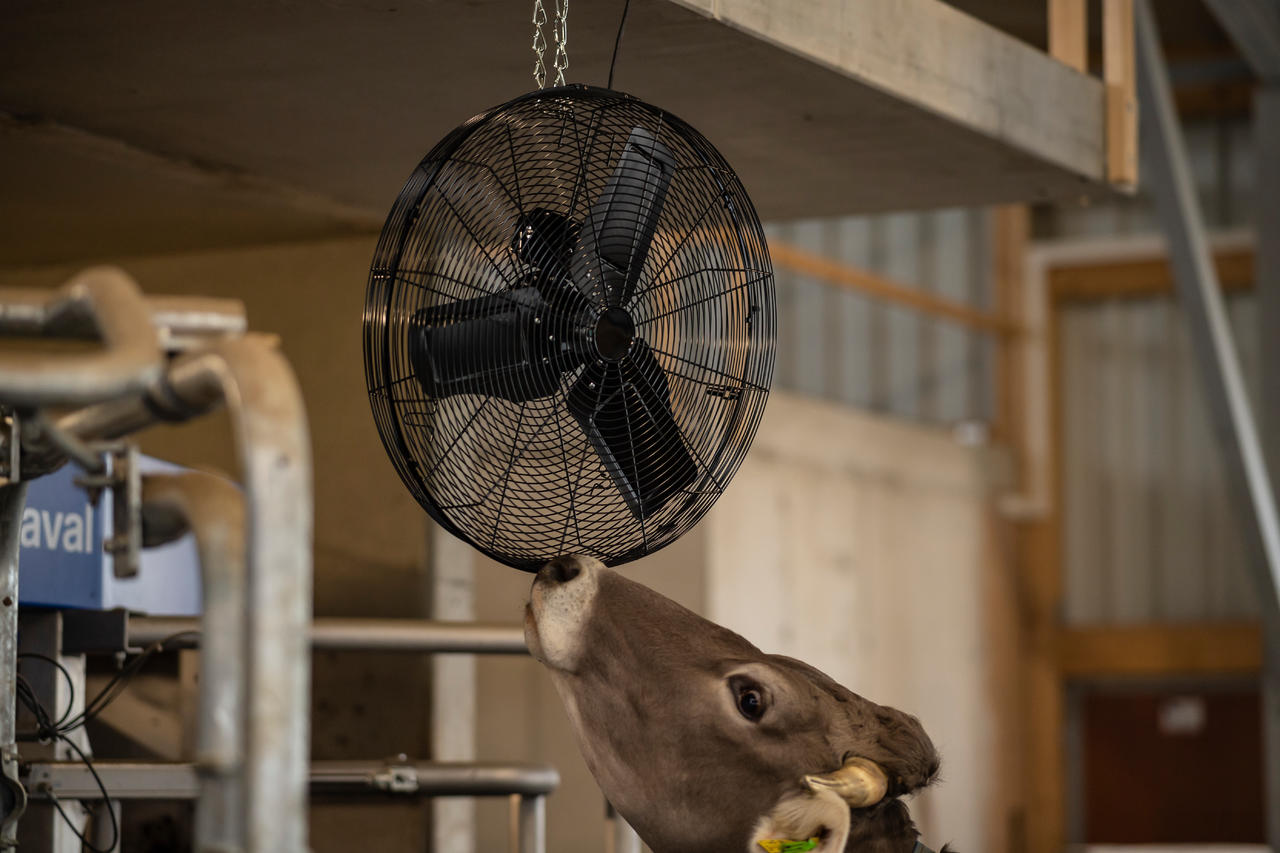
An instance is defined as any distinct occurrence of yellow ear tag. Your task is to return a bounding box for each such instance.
[757,839,819,853]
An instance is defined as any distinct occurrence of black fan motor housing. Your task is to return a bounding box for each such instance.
[365,85,775,570]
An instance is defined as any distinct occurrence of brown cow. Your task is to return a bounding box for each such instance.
[524,554,952,853]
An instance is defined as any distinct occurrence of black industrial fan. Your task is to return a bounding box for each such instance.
[365,85,775,570]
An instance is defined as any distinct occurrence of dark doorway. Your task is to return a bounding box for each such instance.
[1082,687,1264,843]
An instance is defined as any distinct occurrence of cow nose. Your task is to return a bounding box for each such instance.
[544,556,581,584]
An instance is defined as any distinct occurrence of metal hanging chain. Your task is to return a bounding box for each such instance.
[532,0,549,88]
[552,0,569,87]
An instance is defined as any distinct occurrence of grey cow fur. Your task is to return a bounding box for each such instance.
[525,556,953,853]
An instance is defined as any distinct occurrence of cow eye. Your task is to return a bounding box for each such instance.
[737,686,765,721]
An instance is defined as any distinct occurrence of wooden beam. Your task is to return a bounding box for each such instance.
[1049,0,1089,72]
[1048,248,1255,302]
[1059,623,1263,677]
[993,206,1030,444]
[1104,0,1139,189]
[1023,301,1066,853]
[672,0,1108,185]
[768,239,1016,336]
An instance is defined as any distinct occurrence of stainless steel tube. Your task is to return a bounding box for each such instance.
[128,616,529,655]
[0,268,162,407]
[26,761,559,801]
[0,483,29,846]
[79,335,314,853]
[310,761,558,798]
[201,337,312,853]
[145,295,247,345]
[511,794,546,853]
[140,472,246,853]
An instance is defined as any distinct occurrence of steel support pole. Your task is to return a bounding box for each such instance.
[0,483,28,849]
[1135,0,1280,622]
[1137,3,1280,845]
[207,339,313,853]
[1257,82,1280,853]
[141,472,247,852]
[510,794,545,853]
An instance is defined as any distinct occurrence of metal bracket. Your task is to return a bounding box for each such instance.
[0,411,18,488]
[372,759,419,794]
[0,745,27,849]
[76,444,142,579]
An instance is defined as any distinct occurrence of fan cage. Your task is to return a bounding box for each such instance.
[365,84,775,570]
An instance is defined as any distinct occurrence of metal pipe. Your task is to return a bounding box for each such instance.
[512,794,546,853]
[311,762,558,798]
[145,295,247,345]
[61,335,314,853]
[128,616,530,655]
[0,483,29,846]
[199,337,313,853]
[0,268,163,407]
[0,281,311,850]
[140,472,246,853]
[25,761,559,801]
[0,288,246,345]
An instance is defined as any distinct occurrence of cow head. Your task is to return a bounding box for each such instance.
[525,554,945,853]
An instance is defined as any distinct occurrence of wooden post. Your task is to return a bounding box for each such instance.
[993,207,1029,445]
[1049,0,1088,72]
[1105,0,1139,188]
[995,204,1066,853]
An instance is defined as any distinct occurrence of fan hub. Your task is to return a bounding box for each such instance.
[593,307,636,362]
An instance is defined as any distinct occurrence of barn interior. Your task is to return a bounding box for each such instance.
[0,0,1277,852]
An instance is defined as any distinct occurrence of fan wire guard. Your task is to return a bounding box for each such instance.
[365,84,775,570]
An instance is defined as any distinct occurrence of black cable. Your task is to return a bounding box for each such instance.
[50,733,120,853]
[606,0,633,90]
[17,652,78,727]
[15,674,57,741]
[12,630,195,851]
[58,630,198,734]
[14,675,119,852]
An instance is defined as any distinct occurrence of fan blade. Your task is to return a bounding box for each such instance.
[410,287,588,403]
[566,340,699,521]
[511,208,593,317]
[572,127,677,308]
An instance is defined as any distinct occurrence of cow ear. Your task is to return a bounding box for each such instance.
[750,788,850,853]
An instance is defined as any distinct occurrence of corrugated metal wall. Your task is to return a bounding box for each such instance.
[1060,291,1261,625]
[764,209,995,426]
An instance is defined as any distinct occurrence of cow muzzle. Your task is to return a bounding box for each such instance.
[525,554,602,672]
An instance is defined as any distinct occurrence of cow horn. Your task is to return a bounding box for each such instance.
[802,756,889,808]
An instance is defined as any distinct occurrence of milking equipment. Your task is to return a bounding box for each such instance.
[0,272,555,852]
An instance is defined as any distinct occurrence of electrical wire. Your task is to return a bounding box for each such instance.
[606,0,632,90]
[48,734,120,853]
[13,630,195,852]
[58,630,198,734]
[17,651,78,728]
[15,679,118,852]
